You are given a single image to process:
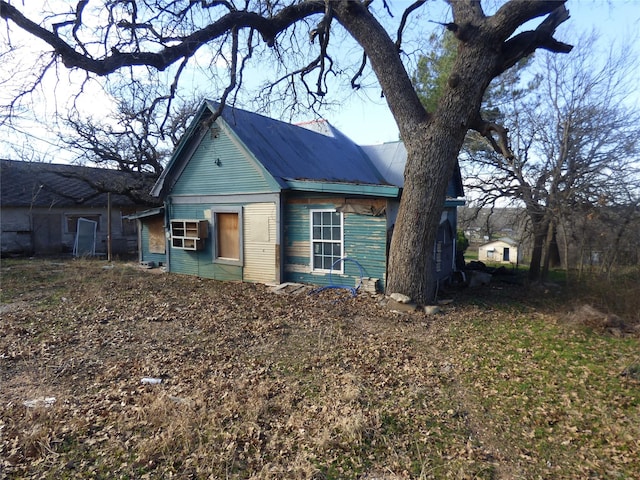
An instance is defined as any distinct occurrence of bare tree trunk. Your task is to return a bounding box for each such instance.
[386,130,465,304]
[529,230,545,281]
[542,221,561,280]
[528,213,549,282]
[336,3,497,305]
[560,220,570,285]
[386,55,497,303]
[578,247,584,280]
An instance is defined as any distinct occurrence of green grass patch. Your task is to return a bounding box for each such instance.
[448,312,640,478]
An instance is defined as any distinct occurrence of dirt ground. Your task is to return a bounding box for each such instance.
[1,259,638,479]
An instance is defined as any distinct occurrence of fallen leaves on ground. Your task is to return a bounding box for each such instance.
[1,259,638,479]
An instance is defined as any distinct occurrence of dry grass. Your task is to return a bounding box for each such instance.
[567,268,640,324]
[1,259,639,479]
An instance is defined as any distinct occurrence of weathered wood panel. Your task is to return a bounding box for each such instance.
[140,217,167,265]
[147,216,165,254]
[243,202,278,284]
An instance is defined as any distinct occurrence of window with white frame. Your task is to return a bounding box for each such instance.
[310,210,343,272]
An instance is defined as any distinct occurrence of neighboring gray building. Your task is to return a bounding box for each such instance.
[1,159,158,256]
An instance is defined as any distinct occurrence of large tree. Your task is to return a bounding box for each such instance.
[0,0,572,304]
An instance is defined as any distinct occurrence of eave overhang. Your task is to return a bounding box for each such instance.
[123,207,164,220]
[285,180,400,198]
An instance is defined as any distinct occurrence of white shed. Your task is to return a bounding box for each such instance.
[478,237,521,265]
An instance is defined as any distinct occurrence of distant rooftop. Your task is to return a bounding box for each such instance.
[1,159,159,208]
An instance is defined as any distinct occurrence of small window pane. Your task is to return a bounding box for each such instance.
[322,212,332,224]
[313,227,321,239]
[332,227,340,240]
[313,212,321,224]
[322,227,330,239]
[331,212,340,225]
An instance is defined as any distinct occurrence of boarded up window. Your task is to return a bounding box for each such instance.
[217,212,239,259]
[148,216,165,254]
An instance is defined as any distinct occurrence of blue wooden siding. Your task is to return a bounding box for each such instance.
[171,128,276,196]
[343,212,387,290]
[284,200,387,290]
[167,203,242,281]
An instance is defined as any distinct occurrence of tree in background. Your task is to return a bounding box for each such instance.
[412,31,458,114]
[0,1,573,304]
[571,201,640,278]
[458,35,639,281]
[60,84,200,176]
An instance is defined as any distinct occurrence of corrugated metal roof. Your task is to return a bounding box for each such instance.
[211,101,391,187]
[123,207,164,220]
[361,142,465,198]
[359,142,407,187]
[1,159,158,208]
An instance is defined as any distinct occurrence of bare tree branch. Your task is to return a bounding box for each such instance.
[395,1,426,52]
[469,114,514,159]
[498,4,572,74]
[0,1,327,75]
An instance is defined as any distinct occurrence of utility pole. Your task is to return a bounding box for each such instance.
[107,192,112,261]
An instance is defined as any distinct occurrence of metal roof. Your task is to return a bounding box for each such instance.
[212,101,391,187]
[1,159,158,208]
[361,142,465,198]
[123,207,164,220]
[481,237,519,247]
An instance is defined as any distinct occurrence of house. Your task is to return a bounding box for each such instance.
[0,159,158,256]
[143,100,464,291]
[478,237,521,265]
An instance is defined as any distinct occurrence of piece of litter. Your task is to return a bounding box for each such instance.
[141,377,162,385]
[23,397,56,408]
[169,395,189,404]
